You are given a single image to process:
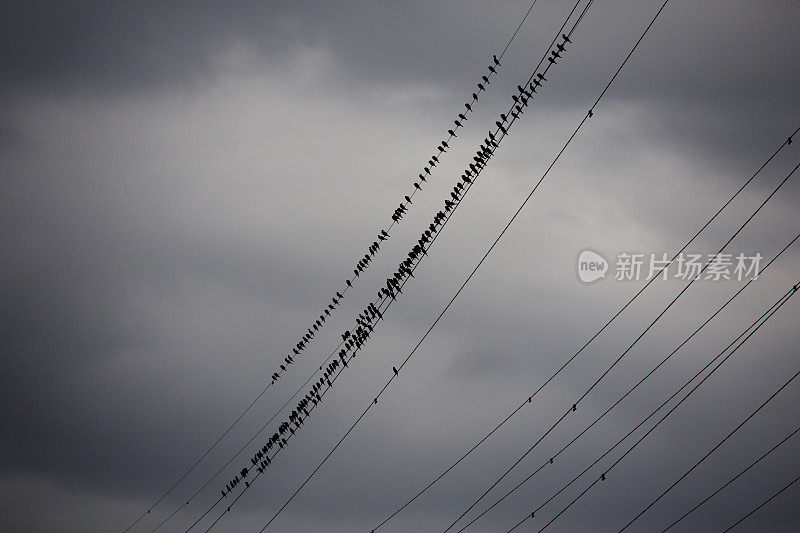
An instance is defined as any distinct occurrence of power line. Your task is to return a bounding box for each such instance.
[520,281,800,533]
[372,111,799,531]
[182,2,598,531]
[442,151,798,532]
[721,472,800,532]
[452,230,800,533]
[659,423,800,532]
[502,280,798,532]
[619,384,799,530]
[122,2,544,531]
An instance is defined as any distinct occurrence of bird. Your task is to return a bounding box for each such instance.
[488,65,496,74]
[465,102,472,112]
[493,54,501,66]
[481,75,490,84]
[552,50,562,59]
[477,83,485,92]
[588,109,594,117]
[448,129,456,137]
[556,43,566,52]
[458,113,467,121]
[548,56,556,65]
[562,33,572,43]
[393,366,398,375]
[472,92,479,101]
[405,195,412,204]
[454,119,462,128]
[537,73,547,81]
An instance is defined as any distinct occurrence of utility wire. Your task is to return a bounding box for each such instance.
[123,2,544,531]
[445,154,798,533]
[374,110,799,531]
[453,230,800,533]
[503,281,798,532]
[721,472,800,532]
[183,1,597,530]
[520,282,800,533]
[659,424,800,532]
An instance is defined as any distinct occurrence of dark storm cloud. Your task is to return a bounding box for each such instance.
[2,1,800,532]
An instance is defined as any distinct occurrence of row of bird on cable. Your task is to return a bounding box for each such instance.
[268,229,389,386]
[392,53,504,224]
[266,55,505,388]
[221,40,572,499]
[222,303,385,498]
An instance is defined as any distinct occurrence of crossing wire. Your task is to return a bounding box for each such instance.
[721,472,800,532]
[181,1,598,531]
[659,424,800,532]
[452,230,800,533]
[373,113,799,530]
[444,157,799,532]
[511,281,800,532]
[180,3,590,530]
[121,2,544,531]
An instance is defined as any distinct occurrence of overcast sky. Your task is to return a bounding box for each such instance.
[2,1,800,532]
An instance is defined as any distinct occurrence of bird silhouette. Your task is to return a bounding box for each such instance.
[493,54,501,66]
[537,73,547,81]
[488,65,496,74]
[556,42,566,52]
[477,83,485,92]
[481,75,490,84]
[465,102,472,112]
[562,33,572,43]
[448,129,456,137]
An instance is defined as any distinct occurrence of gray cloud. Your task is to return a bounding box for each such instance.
[2,1,800,532]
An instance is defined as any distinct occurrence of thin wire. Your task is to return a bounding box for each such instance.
[530,284,800,533]
[619,387,800,530]
[382,118,800,529]
[126,2,547,530]
[500,0,540,58]
[455,231,800,533]
[244,4,607,532]
[504,283,797,533]
[660,424,800,532]
[721,473,800,532]
[458,156,798,531]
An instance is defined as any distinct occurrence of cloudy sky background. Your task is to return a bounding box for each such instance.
[2,1,800,532]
